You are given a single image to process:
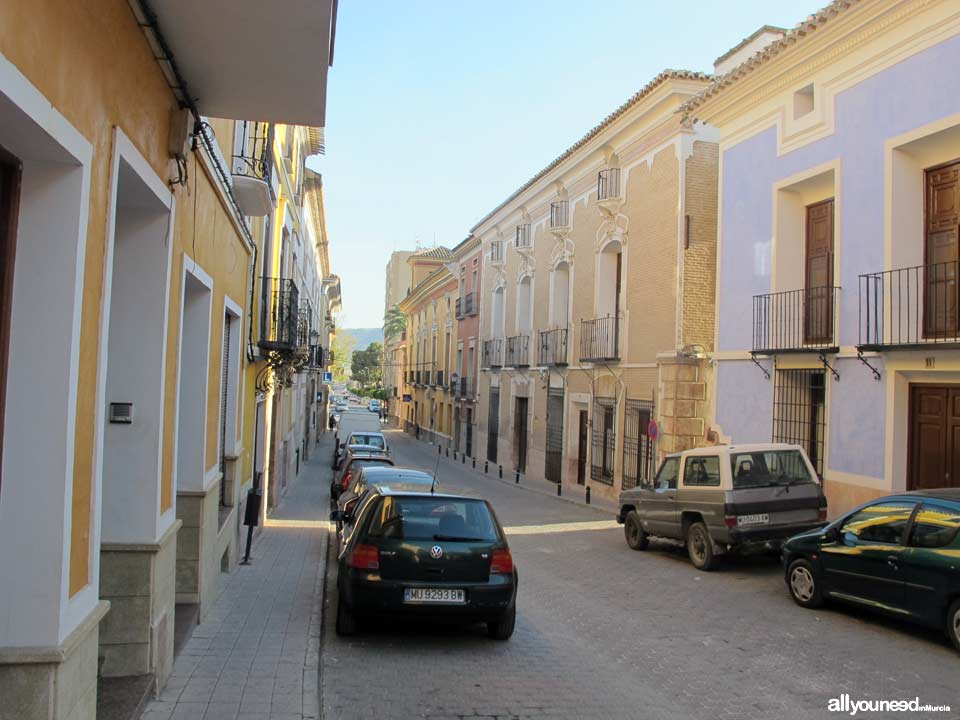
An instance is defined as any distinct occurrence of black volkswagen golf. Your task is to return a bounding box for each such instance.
[330,488,518,640]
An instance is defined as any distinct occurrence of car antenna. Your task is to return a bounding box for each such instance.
[430,446,441,495]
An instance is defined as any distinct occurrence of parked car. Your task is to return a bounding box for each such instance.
[332,431,389,470]
[368,399,380,413]
[782,489,960,652]
[335,467,438,546]
[617,443,827,570]
[330,451,395,505]
[330,487,517,639]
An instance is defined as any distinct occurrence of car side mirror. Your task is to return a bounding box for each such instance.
[822,526,840,543]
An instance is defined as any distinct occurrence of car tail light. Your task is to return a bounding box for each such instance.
[341,470,353,489]
[489,548,513,574]
[724,515,737,529]
[348,544,379,570]
[818,508,828,522]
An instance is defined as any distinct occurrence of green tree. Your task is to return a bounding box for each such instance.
[330,332,356,382]
[383,305,406,341]
[351,342,383,390]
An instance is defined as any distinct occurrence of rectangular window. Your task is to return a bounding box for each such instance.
[622,399,655,490]
[772,369,826,476]
[683,456,721,487]
[590,396,616,485]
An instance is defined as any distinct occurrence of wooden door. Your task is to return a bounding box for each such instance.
[514,397,528,473]
[909,385,960,490]
[804,199,834,344]
[924,161,960,338]
[576,410,588,485]
[0,149,21,496]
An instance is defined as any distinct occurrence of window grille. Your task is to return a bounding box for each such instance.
[590,396,617,485]
[772,369,826,476]
[623,399,655,490]
[545,388,564,484]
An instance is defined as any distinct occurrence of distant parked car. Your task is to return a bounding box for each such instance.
[782,489,960,652]
[330,487,517,639]
[335,467,438,546]
[617,444,827,570]
[330,451,394,505]
[368,399,380,413]
[332,431,389,470]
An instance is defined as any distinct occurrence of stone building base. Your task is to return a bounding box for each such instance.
[176,481,221,622]
[657,354,714,455]
[99,520,180,692]
[0,600,109,720]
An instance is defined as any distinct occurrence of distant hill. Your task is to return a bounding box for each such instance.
[339,327,383,349]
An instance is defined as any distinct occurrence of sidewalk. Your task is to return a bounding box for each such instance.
[140,440,332,720]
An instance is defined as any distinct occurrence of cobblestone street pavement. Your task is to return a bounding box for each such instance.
[322,425,960,720]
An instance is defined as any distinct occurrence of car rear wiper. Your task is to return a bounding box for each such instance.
[432,534,486,542]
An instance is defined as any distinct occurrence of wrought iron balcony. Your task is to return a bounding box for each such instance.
[232,121,275,216]
[505,334,530,367]
[515,224,531,249]
[490,240,505,264]
[597,168,620,201]
[550,201,569,230]
[482,339,504,368]
[454,376,474,398]
[455,293,476,319]
[752,286,840,354]
[259,277,299,351]
[455,297,463,319]
[435,370,444,388]
[859,260,960,350]
[539,327,569,366]
[580,316,621,362]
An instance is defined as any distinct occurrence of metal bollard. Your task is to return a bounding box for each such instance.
[462,453,466,464]
[515,471,520,484]
[484,461,489,473]
[557,482,562,497]
[438,445,441,455]
[472,458,476,469]
[499,465,503,478]
[586,486,591,505]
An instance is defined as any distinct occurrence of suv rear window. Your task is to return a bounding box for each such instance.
[366,497,499,541]
[730,450,815,490]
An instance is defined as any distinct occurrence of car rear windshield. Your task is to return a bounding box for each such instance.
[349,434,385,449]
[366,497,499,542]
[730,450,816,489]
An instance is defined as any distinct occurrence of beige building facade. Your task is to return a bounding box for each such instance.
[474,71,719,502]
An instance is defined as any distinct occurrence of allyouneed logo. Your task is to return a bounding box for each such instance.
[828,694,951,716]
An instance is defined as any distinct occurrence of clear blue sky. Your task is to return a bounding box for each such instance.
[309,0,811,328]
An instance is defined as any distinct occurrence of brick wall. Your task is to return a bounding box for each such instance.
[682,141,719,352]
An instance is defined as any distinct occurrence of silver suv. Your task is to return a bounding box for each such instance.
[617,444,827,570]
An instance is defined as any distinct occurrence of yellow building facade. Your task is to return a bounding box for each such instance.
[400,248,459,445]
[0,1,336,718]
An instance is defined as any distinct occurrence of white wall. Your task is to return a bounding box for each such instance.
[176,267,212,492]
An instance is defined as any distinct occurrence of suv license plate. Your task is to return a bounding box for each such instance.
[737,513,770,527]
[404,588,465,604]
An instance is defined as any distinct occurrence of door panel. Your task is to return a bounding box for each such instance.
[804,199,834,344]
[924,162,960,337]
[909,385,960,490]
[0,149,21,495]
[576,410,587,485]
[514,397,528,473]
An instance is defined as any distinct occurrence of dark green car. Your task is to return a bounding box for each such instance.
[331,488,518,640]
[781,489,960,651]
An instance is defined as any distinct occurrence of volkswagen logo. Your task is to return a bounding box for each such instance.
[430,545,443,559]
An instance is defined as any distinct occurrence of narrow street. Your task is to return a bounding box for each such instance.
[320,418,959,720]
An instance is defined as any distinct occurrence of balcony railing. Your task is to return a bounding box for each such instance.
[515,224,531,249]
[482,339,504,368]
[505,335,530,367]
[859,260,960,350]
[259,277,299,350]
[550,201,569,229]
[232,122,275,216]
[453,376,474,398]
[597,168,621,201]
[490,240,505,263]
[455,293,476,319]
[539,327,569,366]
[752,286,841,353]
[580,316,621,362]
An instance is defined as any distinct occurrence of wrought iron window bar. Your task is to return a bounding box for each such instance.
[482,338,504,368]
[622,399,656,490]
[597,168,620,201]
[232,121,274,187]
[259,277,299,351]
[550,201,569,229]
[515,224,531,249]
[591,396,617,486]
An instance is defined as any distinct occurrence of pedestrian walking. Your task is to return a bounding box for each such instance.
[328,413,337,432]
